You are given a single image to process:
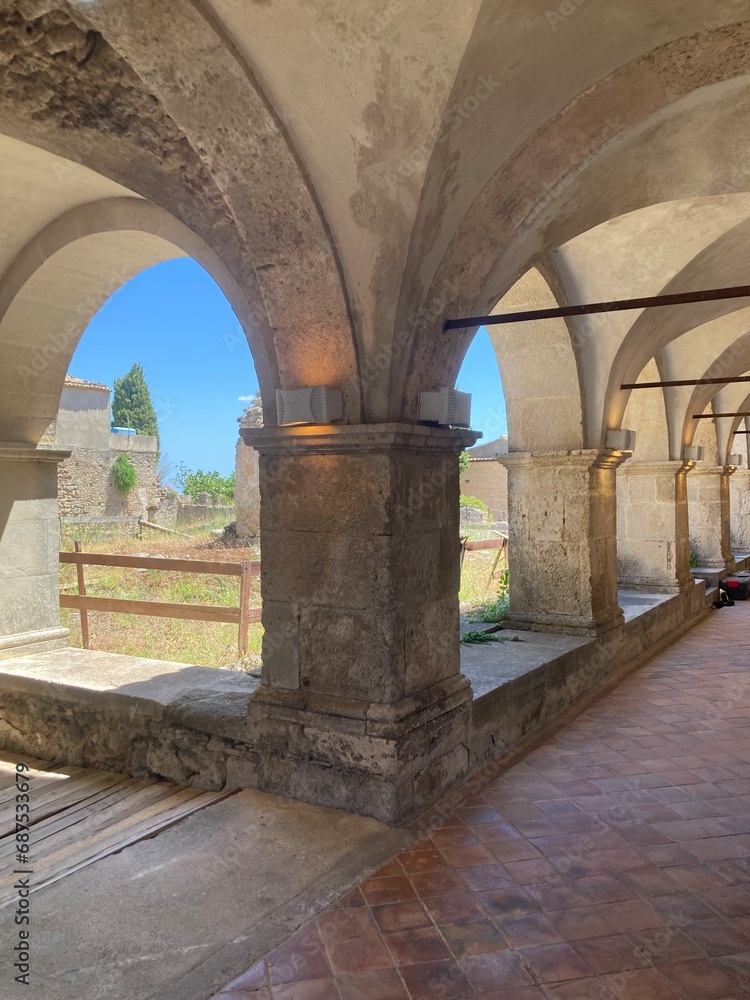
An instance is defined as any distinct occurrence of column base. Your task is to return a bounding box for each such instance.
[0,627,69,661]
[501,606,624,638]
[243,674,472,825]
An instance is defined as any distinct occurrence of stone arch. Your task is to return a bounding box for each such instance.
[0,2,362,419]
[620,361,671,464]
[485,267,585,453]
[604,218,750,448]
[0,195,275,443]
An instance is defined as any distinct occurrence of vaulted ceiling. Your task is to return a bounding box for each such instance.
[2,0,750,457]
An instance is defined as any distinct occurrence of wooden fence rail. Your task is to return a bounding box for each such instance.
[460,534,508,587]
[59,548,261,657]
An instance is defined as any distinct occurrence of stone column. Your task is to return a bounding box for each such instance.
[730,469,750,553]
[498,450,625,636]
[0,444,70,659]
[617,461,693,592]
[239,423,478,824]
[687,465,736,572]
[234,437,260,539]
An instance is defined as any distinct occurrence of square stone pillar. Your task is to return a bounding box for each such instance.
[730,469,750,553]
[0,444,70,659]
[239,423,478,824]
[687,465,736,572]
[498,450,625,636]
[617,461,693,592]
[234,436,260,539]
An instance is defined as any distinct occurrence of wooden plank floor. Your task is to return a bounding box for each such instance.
[0,752,235,906]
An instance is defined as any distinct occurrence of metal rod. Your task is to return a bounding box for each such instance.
[693,412,750,419]
[622,375,750,390]
[443,283,750,330]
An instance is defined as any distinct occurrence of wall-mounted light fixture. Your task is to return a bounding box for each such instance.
[418,389,472,428]
[728,453,743,467]
[605,428,637,452]
[276,386,343,426]
[683,445,704,463]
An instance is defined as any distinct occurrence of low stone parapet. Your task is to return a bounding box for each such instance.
[0,583,709,822]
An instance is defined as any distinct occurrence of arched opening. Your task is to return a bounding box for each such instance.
[57,257,264,669]
[455,327,508,620]
[0,136,267,665]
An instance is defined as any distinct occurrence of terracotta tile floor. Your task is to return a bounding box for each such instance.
[213,603,750,998]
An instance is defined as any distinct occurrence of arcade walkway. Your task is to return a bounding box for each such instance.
[215,603,750,1000]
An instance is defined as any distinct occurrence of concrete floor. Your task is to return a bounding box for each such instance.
[0,785,413,1000]
[217,601,750,999]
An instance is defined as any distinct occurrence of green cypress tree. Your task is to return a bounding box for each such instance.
[112,363,159,439]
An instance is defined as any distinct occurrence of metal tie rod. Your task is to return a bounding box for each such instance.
[693,412,750,419]
[443,284,750,330]
[623,376,750,390]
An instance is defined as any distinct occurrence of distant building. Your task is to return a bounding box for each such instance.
[460,436,508,522]
[57,375,176,523]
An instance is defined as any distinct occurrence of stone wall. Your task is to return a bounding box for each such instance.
[58,447,176,525]
[0,583,708,821]
[235,394,262,539]
[460,458,508,521]
[235,437,260,538]
[57,385,111,451]
[176,503,235,529]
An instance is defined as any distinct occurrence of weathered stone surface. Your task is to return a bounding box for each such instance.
[617,461,693,591]
[688,466,736,571]
[0,587,708,826]
[0,445,70,643]
[730,469,750,551]
[500,451,625,635]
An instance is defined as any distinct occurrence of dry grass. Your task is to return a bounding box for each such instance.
[60,522,262,670]
[59,520,503,670]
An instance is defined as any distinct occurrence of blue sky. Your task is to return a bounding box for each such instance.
[71,258,507,476]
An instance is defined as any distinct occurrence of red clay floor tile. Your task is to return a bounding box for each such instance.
[212,606,750,1000]
[659,958,744,999]
[440,918,509,958]
[383,926,451,966]
[335,967,409,1000]
[400,959,475,999]
[602,967,683,999]
[571,933,649,974]
[461,950,536,992]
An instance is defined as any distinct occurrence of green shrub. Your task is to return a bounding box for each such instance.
[470,569,510,624]
[689,551,698,568]
[460,494,490,519]
[459,451,470,477]
[176,465,235,504]
[112,454,137,494]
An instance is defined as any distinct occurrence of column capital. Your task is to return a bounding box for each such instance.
[241,422,480,457]
[498,448,629,472]
[619,460,687,476]
[620,459,699,477]
[689,464,728,477]
[0,442,71,464]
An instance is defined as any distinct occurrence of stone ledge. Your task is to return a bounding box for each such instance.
[0,626,69,660]
[0,648,259,739]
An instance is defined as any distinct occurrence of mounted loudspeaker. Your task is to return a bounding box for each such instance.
[418,389,472,428]
[605,428,637,452]
[683,446,704,462]
[275,386,343,426]
[728,454,743,467]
